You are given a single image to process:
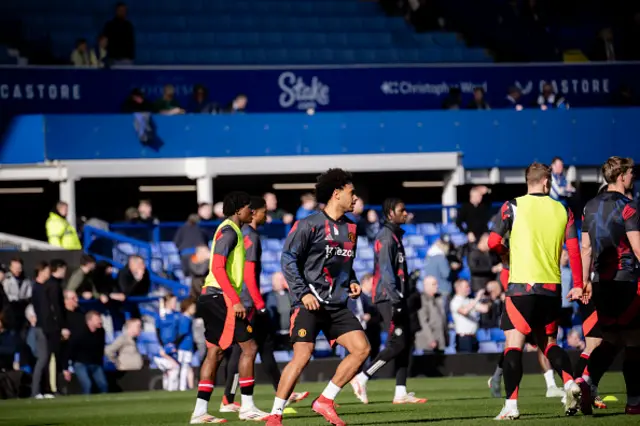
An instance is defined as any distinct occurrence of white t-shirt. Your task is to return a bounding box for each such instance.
[450,295,480,335]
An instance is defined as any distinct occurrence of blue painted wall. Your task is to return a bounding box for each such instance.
[2,109,638,168]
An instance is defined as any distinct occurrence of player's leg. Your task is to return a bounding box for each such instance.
[220,346,240,412]
[266,307,317,425]
[488,352,504,398]
[256,321,309,404]
[178,350,192,392]
[353,301,410,403]
[495,295,530,420]
[392,322,425,404]
[234,313,268,421]
[622,330,640,414]
[537,325,565,398]
[312,328,370,426]
[190,295,228,424]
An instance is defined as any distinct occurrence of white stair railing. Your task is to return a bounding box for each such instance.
[0,233,60,251]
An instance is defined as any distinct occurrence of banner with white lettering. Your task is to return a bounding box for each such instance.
[0,63,637,116]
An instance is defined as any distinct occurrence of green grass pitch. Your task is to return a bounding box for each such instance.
[0,373,634,425]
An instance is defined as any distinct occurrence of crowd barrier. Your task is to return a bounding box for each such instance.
[1,62,638,116]
[2,109,640,166]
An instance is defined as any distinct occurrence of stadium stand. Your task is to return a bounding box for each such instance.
[0,0,491,64]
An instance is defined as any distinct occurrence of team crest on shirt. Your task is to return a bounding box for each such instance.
[298,329,307,338]
[247,325,253,333]
[394,327,403,336]
[348,232,356,243]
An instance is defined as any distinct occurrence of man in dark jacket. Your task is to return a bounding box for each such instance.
[350,198,427,405]
[468,234,501,292]
[456,185,491,241]
[68,311,107,394]
[102,2,135,63]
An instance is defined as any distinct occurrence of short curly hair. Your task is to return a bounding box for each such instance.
[222,191,251,217]
[314,168,353,204]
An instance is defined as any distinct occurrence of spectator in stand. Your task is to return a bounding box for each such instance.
[137,200,158,225]
[154,294,180,391]
[21,305,38,369]
[2,257,31,331]
[536,82,568,110]
[70,38,98,67]
[222,94,248,113]
[154,84,185,115]
[174,214,209,273]
[93,261,125,302]
[467,87,491,110]
[478,281,504,330]
[45,259,69,391]
[212,202,224,219]
[442,87,462,110]
[450,279,489,353]
[188,85,219,114]
[187,245,210,298]
[30,262,57,398]
[295,193,318,220]
[46,201,82,250]
[423,235,452,297]
[264,272,291,345]
[415,276,448,353]
[102,2,135,65]
[0,312,18,371]
[177,298,196,391]
[348,273,381,361]
[503,86,524,110]
[198,202,213,221]
[590,27,617,62]
[68,311,107,394]
[66,254,97,299]
[263,192,293,224]
[0,266,10,323]
[121,89,153,113]
[96,34,109,67]
[468,233,501,293]
[105,318,143,371]
[549,156,575,202]
[118,255,151,300]
[566,329,585,351]
[60,290,85,388]
[456,185,491,241]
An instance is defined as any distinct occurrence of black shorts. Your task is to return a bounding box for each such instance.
[578,300,602,338]
[591,280,640,332]
[197,293,253,350]
[289,306,363,346]
[501,294,561,336]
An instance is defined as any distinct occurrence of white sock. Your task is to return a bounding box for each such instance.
[543,369,557,389]
[356,372,369,384]
[241,394,254,409]
[271,397,287,415]
[563,380,576,391]
[321,381,342,401]
[394,385,407,399]
[505,399,518,411]
[193,398,209,416]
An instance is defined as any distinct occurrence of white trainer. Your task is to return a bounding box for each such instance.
[545,386,566,398]
[350,378,369,404]
[495,405,520,420]
[238,407,270,421]
[564,382,582,416]
[190,413,228,424]
[219,402,241,413]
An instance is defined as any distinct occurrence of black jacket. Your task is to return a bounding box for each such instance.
[32,278,66,333]
[117,268,151,297]
[281,212,359,309]
[371,222,408,304]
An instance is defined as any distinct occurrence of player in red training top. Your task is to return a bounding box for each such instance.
[579,157,640,416]
[219,197,309,413]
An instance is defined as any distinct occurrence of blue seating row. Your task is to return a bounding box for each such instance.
[23,15,409,33]
[130,47,490,65]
